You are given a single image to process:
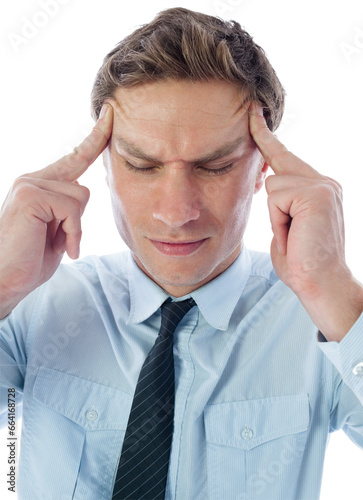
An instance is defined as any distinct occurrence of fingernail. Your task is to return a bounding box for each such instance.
[99,103,109,119]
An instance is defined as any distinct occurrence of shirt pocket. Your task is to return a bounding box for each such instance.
[204,394,310,500]
[21,367,132,500]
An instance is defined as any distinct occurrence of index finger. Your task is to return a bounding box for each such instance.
[249,103,321,178]
[35,103,113,182]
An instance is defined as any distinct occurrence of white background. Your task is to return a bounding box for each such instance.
[0,0,363,498]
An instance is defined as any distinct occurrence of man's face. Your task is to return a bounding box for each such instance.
[103,79,266,297]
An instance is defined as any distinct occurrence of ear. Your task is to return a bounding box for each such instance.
[254,160,269,194]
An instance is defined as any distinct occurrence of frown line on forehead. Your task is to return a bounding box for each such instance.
[113,135,248,165]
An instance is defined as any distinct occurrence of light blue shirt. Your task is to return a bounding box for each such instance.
[1,246,363,500]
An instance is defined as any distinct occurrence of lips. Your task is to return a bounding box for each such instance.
[149,238,208,256]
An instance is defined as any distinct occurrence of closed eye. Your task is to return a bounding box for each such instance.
[124,160,159,173]
[124,160,234,176]
[198,163,234,175]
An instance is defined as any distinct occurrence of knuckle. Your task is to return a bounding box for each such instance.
[79,185,91,203]
[264,174,277,192]
[322,175,343,193]
[67,147,89,168]
[315,183,338,204]
[12,183,38,203]
[66,149,81,168]
[12,175,33,189]
[72,186,90,214]
[70,127,102,162]
[90,124,106,144]
[329,179,343,198]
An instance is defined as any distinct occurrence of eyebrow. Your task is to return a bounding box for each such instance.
[113,135,248,165]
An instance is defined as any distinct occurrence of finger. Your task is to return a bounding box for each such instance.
[249,103,321,179]
[46,218,61,250]
[265,174,313,195]
[35,103,113,182]
[12,184,84,259]
[53,220,81,260]
[264,174,340,197]
[267,193,291,255]
[51,221,66,254]
[12,177,90,215]
[46,195,83,259]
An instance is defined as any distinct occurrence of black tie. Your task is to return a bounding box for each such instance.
[112,297,196,499]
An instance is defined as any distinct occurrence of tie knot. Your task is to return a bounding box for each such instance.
[160,298,196,336]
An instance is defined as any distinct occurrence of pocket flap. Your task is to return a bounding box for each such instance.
[33,366,132,430]
[205,394,309,451]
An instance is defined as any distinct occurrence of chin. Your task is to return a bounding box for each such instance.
[148,267,202,287]
[141,257,218,289]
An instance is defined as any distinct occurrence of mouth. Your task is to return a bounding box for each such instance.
[149,238,208,256]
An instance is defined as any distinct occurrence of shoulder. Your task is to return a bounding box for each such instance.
[52,250,130,285]
[32,250,132,312]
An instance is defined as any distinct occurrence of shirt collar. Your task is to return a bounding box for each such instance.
[127,253,169,325]
[127,246,251,331]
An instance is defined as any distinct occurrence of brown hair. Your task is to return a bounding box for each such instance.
[91,7,285,131]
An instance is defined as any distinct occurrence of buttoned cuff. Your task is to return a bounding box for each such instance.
[317,311,363,403]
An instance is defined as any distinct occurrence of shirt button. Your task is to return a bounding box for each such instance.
[352,362,363,376]
[242,426,254,440]
[86,409,98,421]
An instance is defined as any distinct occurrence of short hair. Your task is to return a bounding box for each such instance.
[91,7,285,131]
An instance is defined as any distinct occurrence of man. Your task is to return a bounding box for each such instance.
[1,6,363,500]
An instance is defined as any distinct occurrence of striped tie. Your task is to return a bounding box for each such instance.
[112,297,196,499]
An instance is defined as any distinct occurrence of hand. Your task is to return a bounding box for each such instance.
[0,104,113,318]
[249,103,363,340]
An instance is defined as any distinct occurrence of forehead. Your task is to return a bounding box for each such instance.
[110,80,250,163]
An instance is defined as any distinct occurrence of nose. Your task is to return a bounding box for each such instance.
[152,167,201,228]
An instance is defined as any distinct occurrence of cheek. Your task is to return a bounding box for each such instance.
[105,146,152,205]
[211,171,257,246]
[107,162,150,210]
[106,165,134,226]
[213,167,256,221]
[229,184,254,229]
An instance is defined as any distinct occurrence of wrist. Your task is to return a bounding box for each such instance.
[297,272,363,342]
[0,283,25,320]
